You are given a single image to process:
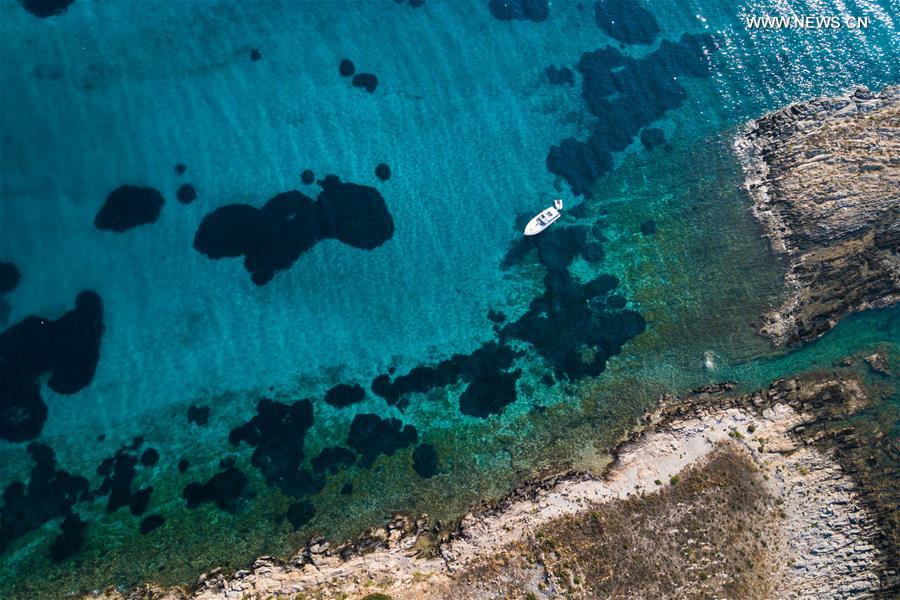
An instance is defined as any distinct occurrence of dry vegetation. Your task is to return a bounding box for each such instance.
[445,443,782,600]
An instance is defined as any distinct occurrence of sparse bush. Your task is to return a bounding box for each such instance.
[508,445,779,600]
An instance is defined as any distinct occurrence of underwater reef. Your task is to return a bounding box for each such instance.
[2,0,898,596]
[0,291,104,442]
[113,359,898,599]
[193,175,395,285]
[94,185,165,232]
[84,84,900,600]
[546,32,717,197]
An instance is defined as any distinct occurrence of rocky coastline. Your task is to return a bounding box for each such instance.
[88,87,900,600]
[735,85,899,346]
[96,351,898,599]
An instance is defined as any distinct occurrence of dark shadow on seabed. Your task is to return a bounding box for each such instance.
[2,124,897,599]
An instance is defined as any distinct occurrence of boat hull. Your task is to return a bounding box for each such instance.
[523,210,560,236]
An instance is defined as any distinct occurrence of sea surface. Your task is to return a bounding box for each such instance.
[0,0,897,597]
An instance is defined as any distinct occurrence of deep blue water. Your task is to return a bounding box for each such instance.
[0,0,897,596]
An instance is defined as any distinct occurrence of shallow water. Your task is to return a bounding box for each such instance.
[0,0,897,597]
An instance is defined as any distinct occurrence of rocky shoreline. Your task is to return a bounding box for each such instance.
[87,87,900,600]
[96,353,898,599]
[735,85,899,346]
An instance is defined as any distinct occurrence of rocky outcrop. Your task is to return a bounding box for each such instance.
[736,86,899,345]
[96,362,898,599]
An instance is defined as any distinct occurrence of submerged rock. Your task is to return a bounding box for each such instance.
[640,127,665,150]
[547,33,716,197]
[96,439,156,516]
[287,500,315,529]
[140,448,160,467]
[182,465,250,513]
[194,176,393,285]
[412,443,440,478]
[187,404,210,426]
[501,269,645,380]
[339,59,355,77]
[347,414,417,467]
[0,291,104,442]
[546,135,614,198]
[459,370,521,418]
[0,443,89,555]
[312,447,356,474]
[139,514,164,534]
[94,185,164,232]
[317,175,395,249]
[371,341,520,408]
[128,486,153,516]
[375,163,392,181]
[0,262,20,293]
[594,0,660,45]
[487,309,506,324]
[502,224,599,271]
[193,191,319,285]
[488,0,549,22]
[229,398,321,497]
[352,73,378,93]
[606,294,626,309]
[49,512,86,562]
[19,0,75,18]
[176,183,197,204]
[545,65,574,86]
[324,383,366,408]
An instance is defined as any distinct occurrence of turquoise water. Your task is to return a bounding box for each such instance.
[0,0,897,597]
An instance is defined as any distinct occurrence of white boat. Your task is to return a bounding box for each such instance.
[524,199,564,236]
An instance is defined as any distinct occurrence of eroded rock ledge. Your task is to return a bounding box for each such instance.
[736,85,899,346]
[101,359,898,599]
